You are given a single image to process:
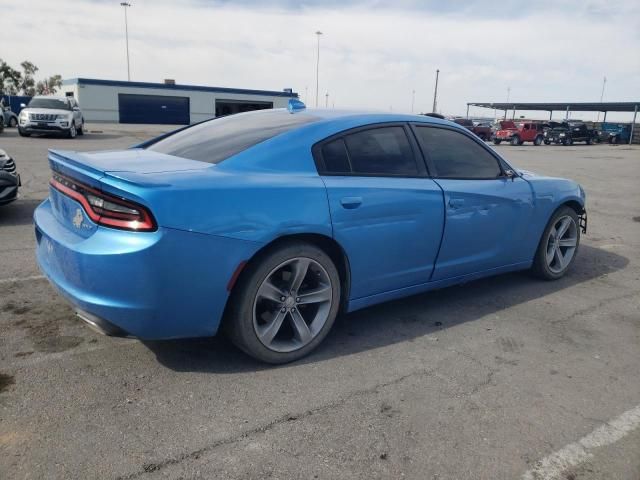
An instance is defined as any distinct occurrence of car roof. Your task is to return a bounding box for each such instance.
[32,95,69,101]
[277,107,458,129]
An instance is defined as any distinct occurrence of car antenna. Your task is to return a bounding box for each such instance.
[288,98,306,114]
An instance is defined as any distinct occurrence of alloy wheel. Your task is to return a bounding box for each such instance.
[545,215,578,274]
[252,257,333,353]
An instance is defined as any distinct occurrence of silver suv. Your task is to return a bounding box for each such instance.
[18,96,85,138]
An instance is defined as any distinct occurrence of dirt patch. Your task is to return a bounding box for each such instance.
[34,336,83,353]
[2,301,30,315]
[0,373,15,393]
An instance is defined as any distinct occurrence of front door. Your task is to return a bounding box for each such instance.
[412,124,534,281]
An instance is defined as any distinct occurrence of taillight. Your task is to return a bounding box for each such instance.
[50,172,157,232]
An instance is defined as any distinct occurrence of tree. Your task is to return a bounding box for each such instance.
[36,75,63,95]
[0,59,22,95]
[19,61,39,96]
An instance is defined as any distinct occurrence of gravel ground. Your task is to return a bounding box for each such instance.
[0,125,638,479]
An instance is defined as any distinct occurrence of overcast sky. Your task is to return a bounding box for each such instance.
[4,0,639,120]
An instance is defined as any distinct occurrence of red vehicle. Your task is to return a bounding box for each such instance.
[493,121,545,146]
[452,118,492,141]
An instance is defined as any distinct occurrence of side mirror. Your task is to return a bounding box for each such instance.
[504,169,517,180]
[20,103,26,108]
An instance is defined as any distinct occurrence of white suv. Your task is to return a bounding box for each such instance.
[18,96,85,138]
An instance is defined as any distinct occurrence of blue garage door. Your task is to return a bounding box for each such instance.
[118,94,190,125]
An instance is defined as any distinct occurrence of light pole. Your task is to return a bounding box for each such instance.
[432,69,439,113]
[325,92,329,108]
[120,2,132,81]
[411,89,415,113]
[504,86,510,120]
[315,31,323,108]
[597,76,606,122]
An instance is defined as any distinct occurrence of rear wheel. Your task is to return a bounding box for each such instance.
[8,117,17,128]
[563,137,573,146]
[493,139,502,145]
[531,206,580,280]
[77,121,84,136]
[610,135,618,144]
[534,135,543,146]
[225,242,341,364]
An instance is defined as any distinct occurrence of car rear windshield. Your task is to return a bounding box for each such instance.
[147,110,321,164]
[28,98,70,110]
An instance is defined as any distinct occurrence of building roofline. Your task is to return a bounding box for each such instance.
[62,78,298,98]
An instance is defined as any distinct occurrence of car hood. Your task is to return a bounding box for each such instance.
[23,108,72,116]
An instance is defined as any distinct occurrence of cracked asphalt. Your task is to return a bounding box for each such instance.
[0,126,639,479]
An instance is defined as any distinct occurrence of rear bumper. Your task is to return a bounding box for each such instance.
[34,198,262,339]
[0,172,20,205]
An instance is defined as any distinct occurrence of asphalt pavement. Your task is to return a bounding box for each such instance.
[0,125,638,479]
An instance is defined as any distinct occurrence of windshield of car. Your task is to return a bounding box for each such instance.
[147,109,321,164]
[27,98,71,110]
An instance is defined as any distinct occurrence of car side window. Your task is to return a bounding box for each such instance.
[321,138,351,174]
[342,126,418,176]
[415,126,502,179]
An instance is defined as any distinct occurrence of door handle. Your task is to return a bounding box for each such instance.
[448,198,464,209]
[340,196,363,209]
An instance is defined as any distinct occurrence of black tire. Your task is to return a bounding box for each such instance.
[510,135,520,146]
[563,137,573,146]
[8,117,17,128]
[77,122,84,136]
[544,139,550,145]
[225,241,341,364]
[478,133,486,141]
[531,206,580,280]
[18,127,30,137]
[534,135,543,146]
[493,139,502,145]
[586,137,593,145]
[610,135,618,144]
[67,122,77,138]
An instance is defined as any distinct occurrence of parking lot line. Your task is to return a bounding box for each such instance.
[0,274,45,285]
[522,404,640,480]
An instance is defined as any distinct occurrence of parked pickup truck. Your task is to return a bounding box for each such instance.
[597,123,632,144]
[452,118,492,141]
[493,121,545,146]
[547,121,597,146]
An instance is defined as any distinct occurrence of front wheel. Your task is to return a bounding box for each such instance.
[18,127,30,137]
[493,139,502,145]
[534,135,543,146]
[225,242,341,364]
[510,136,520,146]
[8,117,17,128]
[563,137,573,146]
[531,206,580,280]
[67,122,77,138]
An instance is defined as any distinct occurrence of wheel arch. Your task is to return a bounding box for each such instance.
[226,232,352,316]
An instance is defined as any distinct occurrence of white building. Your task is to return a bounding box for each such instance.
[60,78,298,125]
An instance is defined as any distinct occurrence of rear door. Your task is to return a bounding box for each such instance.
[315,124,445,300]
[413,125,534,280]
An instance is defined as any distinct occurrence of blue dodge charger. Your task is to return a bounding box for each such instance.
[34,101,586,363]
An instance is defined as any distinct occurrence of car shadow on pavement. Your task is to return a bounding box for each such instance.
[144,244,628,373]
[0,198,41,227]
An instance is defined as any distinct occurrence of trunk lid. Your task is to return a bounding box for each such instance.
[47,149,211,235]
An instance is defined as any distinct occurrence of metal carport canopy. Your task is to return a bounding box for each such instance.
[467,101,639,144]
[466,101,640,112]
